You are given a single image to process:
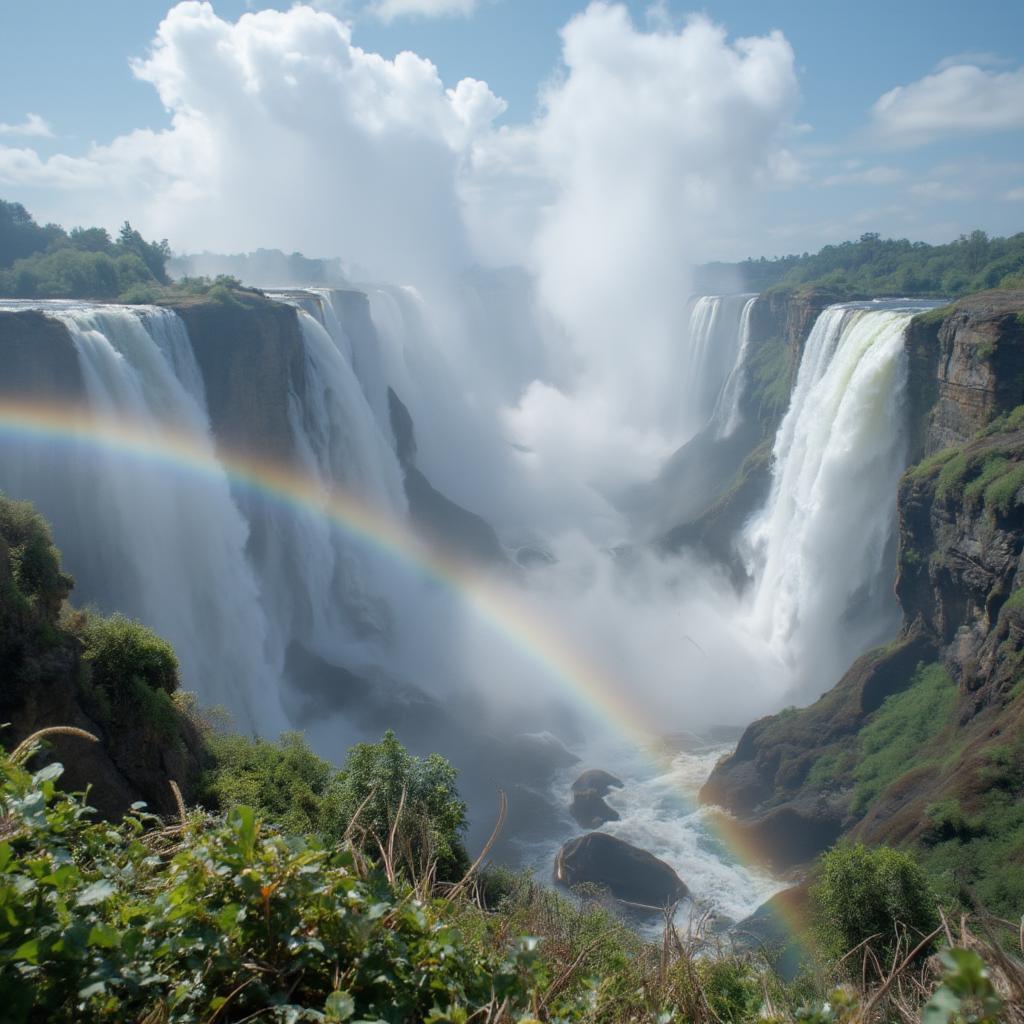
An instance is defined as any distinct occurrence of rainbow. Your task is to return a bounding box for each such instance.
[0,397,805,944]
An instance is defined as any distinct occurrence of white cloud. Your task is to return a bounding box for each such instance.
[0,113,53,138]
[908,180,974,202]
[872,63,1024,146]
[935,51,1011,72]
[822,165,904,187]
[493,4,799,468]
[367,0,475,22]
[1003,187,1024,202]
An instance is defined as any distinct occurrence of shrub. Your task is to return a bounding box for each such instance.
[201,730,343,842]
[0,744,555,1023]
[334,729,469,880]
[0,494,71,614]
[74,612,179,695]
[811,844,938,970]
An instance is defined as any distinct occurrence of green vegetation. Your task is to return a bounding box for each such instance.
[700,229,1024,298]
[201,728,470,882]
[0,495,70,618]
[76,612,179,695]
[852,663,956,814]
[0,200,171,300]
[810,844,938,970]
[0,198,266,305]
[918,735,1024,917]
[5,734,1020,1023]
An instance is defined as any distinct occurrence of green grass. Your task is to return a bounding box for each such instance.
[984,463,1024,516]
[964,455,1011,506]
[852,663,956,815]
[906,446,958,483]
[934,452,972,501]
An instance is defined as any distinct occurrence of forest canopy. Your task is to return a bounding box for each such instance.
[698,229,1024,298]
[0,199,171,300]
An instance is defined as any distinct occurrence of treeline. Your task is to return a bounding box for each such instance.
[0,198,171,301]
[698,229,1024,298]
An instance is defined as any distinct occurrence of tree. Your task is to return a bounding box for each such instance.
[334,729,469,879]
[811,843,938,973]
[116,221,171,284]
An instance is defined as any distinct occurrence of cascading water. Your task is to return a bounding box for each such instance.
[0,303,284,734]
[711,295,758,439]
[681,294,756,437]
[743,301,938,696]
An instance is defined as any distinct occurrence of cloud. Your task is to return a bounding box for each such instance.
[367,0,475,22]
[872,63,1024,146]
[1003,187,1024,202]
[491,4,799,477]
[0,113,53,138]
[908,180,974,202]
[935,51,1012,72]
[822,165,904,187]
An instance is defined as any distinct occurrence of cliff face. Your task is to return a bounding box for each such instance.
[905,290,1024,459]
[0,309,83,402]
[654,286,841,553]
[700,295,1024,908]
[171,295,307,462]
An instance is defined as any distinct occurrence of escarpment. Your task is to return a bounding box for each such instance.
[700,293,1024,905]
[0,309,83,401]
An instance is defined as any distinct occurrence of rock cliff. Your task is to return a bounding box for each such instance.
[700,292,1024,911]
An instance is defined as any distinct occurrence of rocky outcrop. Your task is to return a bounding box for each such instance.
[554,831,688,907]
[0,309,83,401]
[386,386,506,564]
[0,496,205,820]
[905,290,1024,459]
[701,294,1024,879]
[171,294,306,462]
[569,769,623,828]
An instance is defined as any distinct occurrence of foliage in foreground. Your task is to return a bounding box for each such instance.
[3,733,1024,1023]
[201,728,471,882]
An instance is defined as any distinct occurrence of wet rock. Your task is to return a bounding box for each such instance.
[554,832,688,907]
[569,769,623,828]
[571,769,623,796]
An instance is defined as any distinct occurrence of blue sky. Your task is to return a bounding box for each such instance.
[1,0,1022,262]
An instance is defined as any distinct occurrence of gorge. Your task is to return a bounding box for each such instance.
[4,268,1021,930]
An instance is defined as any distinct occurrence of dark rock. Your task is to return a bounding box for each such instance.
[570,790,620,829]
[387,386,417,469]
[571,768,624,796]
[569,769,624,827]
[0,309,84,402]
[554,832,688,907]
[731,885,811,981]
[386,385,507,564]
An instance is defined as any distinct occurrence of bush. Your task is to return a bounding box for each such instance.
[334,729,469,880]
[811,844,938,970]
[0,495,71,615]
[201,730,344,841]
[74,612,179,695]
[0,744,555,1023]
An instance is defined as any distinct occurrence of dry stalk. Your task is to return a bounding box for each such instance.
[448,789,508,903]
[11,725,98,764]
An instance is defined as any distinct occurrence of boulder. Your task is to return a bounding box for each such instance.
[569,769,624,828]
[571,768,624,796]
[554,832,688,907]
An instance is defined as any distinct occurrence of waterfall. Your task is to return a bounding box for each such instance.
[0,304,284,733]
[711,295,758,439]
[682,294,755,436]
[743,303,928,694]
